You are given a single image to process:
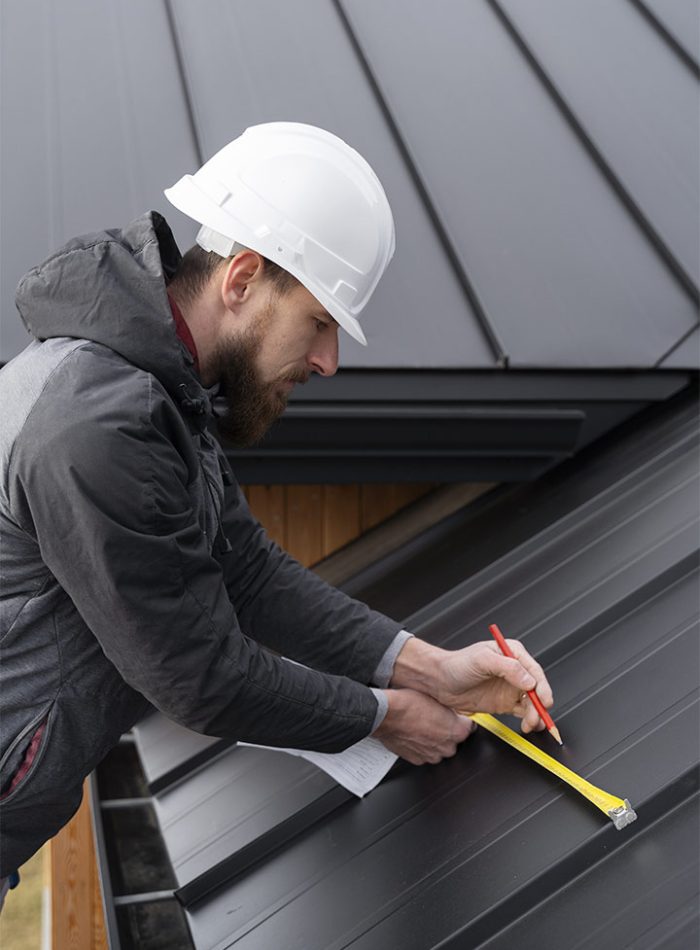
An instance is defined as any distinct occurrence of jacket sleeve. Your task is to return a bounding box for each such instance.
[217,481,403,683]
[9,349,379,752]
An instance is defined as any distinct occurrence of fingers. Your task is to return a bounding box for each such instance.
[482,640,554,717]
[421,711,475,763]
[477,648,537,693]
[374,690,477,766]
[504,639,553,707]
[484,639,554,732]
[515,694,546,733]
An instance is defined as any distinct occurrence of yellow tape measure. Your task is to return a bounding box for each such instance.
[468,713,637,830]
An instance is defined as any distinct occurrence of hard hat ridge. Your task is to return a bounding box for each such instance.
[164,122,396,346]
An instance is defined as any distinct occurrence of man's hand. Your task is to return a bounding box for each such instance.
[390,637,554,735]
[372,688,475,765]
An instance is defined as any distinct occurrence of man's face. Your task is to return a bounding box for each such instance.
[212,280,339,446]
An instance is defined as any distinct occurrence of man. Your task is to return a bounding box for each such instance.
[0,123,552,890]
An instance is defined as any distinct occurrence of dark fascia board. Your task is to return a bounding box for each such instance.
[221,369,692,484]
[225,454,562,485]
[225,406,584,484]
[281,368,691,403]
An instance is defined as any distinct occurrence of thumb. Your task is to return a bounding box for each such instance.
[480,652,536,692]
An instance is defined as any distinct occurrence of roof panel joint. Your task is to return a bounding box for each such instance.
[628,0,700,77]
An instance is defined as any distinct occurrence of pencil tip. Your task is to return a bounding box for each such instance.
[549,726,563,745]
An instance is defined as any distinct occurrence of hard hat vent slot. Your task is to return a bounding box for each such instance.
[208,180,232,207]
[332,281,357,307]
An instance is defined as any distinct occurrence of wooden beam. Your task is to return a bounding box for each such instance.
[245,483,437,567]
[50,780,107,950]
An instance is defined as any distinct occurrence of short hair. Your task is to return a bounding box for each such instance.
[168,243,299,305]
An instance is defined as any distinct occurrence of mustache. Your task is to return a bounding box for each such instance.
[281,370,310,386]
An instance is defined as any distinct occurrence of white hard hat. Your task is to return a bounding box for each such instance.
[164,122,396,346]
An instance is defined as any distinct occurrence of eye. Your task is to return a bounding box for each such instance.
[314,317,329,332]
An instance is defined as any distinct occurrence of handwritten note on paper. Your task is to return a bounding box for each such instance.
[240,737,398,798]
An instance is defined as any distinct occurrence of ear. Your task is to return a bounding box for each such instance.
[220,249,265,313]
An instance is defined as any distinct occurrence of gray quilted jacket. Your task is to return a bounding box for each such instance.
[0,213,401,874]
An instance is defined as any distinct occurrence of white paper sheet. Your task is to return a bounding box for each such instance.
[240,737,398,798]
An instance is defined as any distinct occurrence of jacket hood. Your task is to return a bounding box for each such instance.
[15,212,209,416]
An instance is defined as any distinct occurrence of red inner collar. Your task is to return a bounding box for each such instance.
[168,293,199,373]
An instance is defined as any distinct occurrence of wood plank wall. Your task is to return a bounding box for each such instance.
[51,482,436,948]
[49,795,107,950]
[244,483,436,565]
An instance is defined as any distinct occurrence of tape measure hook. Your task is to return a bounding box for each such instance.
[608,799,637,830]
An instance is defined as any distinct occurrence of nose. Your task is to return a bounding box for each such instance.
[308,325,339,377]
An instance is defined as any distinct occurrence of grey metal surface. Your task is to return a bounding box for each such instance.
[341,0,698,368]
[133,712,230,795]
[151,745,341,900]
[3,0,697,372]
[178,393,699,948]
[498,0,700,291]
[405,421,697,656]
[662,327,700,368]
[638,0,700,66]
[476,792,699,950]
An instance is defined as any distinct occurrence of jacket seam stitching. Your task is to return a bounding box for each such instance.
[51,601,66,692]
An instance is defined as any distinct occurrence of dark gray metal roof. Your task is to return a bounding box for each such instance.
[92,388,699,949]
[159,751,354,910]
[2,0,697,371]
[131,712,231,795]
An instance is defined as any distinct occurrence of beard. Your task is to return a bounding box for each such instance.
[210,321,306,448]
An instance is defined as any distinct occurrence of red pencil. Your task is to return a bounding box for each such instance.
[488,623,563,745]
